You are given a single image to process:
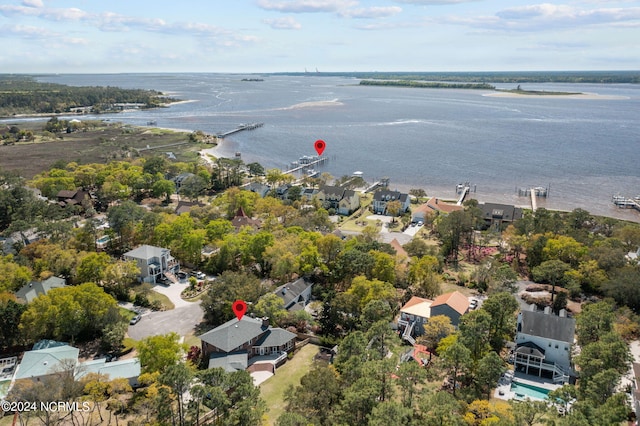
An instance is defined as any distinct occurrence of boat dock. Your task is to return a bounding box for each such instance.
[613,195,640,212]
[364,177,390,193]
[283,156,328,174]
[456,182,475,205]
[517,185,550,212]
[216,122,264,138]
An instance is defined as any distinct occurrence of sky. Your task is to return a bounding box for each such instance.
[1,0,639,73]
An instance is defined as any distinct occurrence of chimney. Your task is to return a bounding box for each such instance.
[559,309,567,318]
[261,317,270,328]
[544,306,551,315]
[435,199,438,204]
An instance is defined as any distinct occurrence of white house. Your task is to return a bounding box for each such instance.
[514,306,575,384]
[123,245,179,283]
[372,190,410,215]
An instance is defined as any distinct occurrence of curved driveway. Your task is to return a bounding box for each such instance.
[127,282,204,339]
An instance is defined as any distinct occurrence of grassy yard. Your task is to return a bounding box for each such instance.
[260,344,319,425]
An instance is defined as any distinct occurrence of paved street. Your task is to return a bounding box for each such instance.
[128,303,204,339]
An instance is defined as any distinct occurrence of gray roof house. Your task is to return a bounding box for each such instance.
[16,276,67,303]
[199,317,296,371]
[372,190,410,215]
[246,182,271,198]
[14,340,141,387]
[514,306,575,384]
[274,278,313,311]
[123,244,179,283]
[478,202,523,232]
[76,358,141,387]
[14,341,79,381]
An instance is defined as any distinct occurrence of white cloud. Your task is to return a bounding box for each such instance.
[340,6,402,19]
[444,3,640,32]
[22,0,44,8]
[0,24,58,38]
[263,16,302,29]
[393,0,480,4]
[257,0,357,13]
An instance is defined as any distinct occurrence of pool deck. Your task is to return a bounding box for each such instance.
[494,371,561,402]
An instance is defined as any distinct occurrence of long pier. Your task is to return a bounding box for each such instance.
[456,186,470,206]
[216,122,264,138]
[282,157,328,174]
[613,195,640,212]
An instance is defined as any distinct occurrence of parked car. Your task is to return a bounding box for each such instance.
[469,299,478,310]
[130,314,141,325]
[195,271,206,280]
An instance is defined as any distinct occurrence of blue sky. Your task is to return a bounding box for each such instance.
[1,0,639,73]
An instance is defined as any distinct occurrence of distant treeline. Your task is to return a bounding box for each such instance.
[359,80,495,90]
[275,71,640,84]
[0,75,177,116]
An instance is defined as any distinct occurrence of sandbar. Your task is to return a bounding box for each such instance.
[279,99,344,110]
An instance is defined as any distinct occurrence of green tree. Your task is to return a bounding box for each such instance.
[137,332,185,373]
[159,363,194,426]
[75,251,111,284]
[407,255,441,298]
[152,178,176,203]
[0,254,32,293]
[531,259,571,302]
[20,283,120,342]
[439,341,472,396]
[512,400,549,426]
[201,271,265,326]
[254,293,287,325]
[481,292,519,352]
[283,364,341,426]
[417,314,454,353]
[458,309,492,362]
[575,300,614,346]
[475,351,505,399]
[368,401,412,426]
[0,294,26,349]
[419,391,466,426]
[385,200,402,222]
[396,360,427,408]
[436,210,473,263]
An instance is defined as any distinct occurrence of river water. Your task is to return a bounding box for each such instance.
[25,74,640,221]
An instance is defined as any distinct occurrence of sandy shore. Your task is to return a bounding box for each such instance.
[483,92,629,100]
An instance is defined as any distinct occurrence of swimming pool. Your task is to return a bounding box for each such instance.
[96,235,110,243]
[510,381,551,401]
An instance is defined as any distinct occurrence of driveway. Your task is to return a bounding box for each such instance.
[128,304,204,339]
[152,282,194,308]
[127,281,204,339]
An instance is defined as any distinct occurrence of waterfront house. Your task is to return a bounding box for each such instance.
[478,202,523,232]
[199,317,296,372]
[274,277,313,311]
[425,197,464,216]
[246,182,271,198]
[315,185,360,215]
[372,190,410,215]
[514,306,575,384]
[15,276,67,303]
[123,244,179,283]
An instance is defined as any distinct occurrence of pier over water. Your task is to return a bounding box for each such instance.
[216,122,264,138]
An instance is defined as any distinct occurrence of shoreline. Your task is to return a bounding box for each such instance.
[483,92,629,100]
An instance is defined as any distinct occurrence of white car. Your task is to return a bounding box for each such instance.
[469,299,478,309]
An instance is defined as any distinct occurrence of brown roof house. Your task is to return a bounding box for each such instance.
[397,291,470,344]
[231,207,262,231]
[199,317,296,372]
[425,198,464,216]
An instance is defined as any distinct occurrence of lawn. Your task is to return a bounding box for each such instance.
[260,344,319,425]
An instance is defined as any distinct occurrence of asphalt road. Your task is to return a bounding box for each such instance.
[127,302,204,340]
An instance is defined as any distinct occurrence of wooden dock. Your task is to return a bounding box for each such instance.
[282,156,328,174]
[216,122,264,138]
[613,195,640,212]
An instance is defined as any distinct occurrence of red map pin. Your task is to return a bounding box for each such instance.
[232,300,247,321]
[314,139,326,156]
